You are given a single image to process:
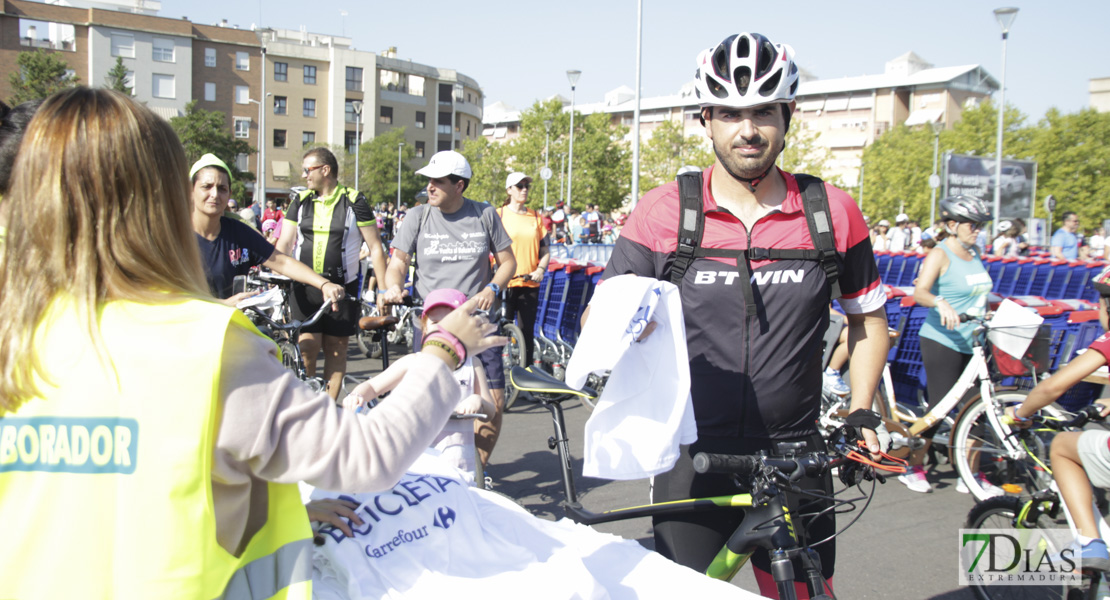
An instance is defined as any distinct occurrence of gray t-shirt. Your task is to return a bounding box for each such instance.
[392,198,512,299]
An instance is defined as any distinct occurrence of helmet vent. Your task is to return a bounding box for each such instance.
[755,39,777,79]
[707,75,728,99]
[735,67,751,96]
[759,71,782,97]
[736,35,750,59]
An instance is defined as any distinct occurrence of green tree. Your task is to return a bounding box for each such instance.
[7,49,79,105]
[170,100,255,203]
[103,56,131,96]
[638,119,713,194]
[859,124,935,222]
[1027,108,1110,227]
[463,98,631,212]
[355,128,424,208]
[780,121,843,189]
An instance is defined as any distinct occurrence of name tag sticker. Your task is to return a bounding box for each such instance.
[0,417,138,474]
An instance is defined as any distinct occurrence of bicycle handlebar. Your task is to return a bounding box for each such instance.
[245,294,355,333]
[693,452,838,479]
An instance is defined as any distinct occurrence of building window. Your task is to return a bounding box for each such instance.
[345,100,357,123]
[454,84,464,103]
[438,140,451,152]
[234,118,250,139]
[303,98,316,117]
[273,61,287,82]
[345,130,358,154]
[274,96,287,115]
[379,106,393,124]
[346,67,362,92]
[236,51,249,71]
[152,74,174,99]
[204,82,215,102]
[152,37,174,62]
[438,83,452,105]
[303,65,316,84]
[410,75,425,97]
[273,129,286,148]
[454,140,460,150]
[204,47,216,67]
[415,140,425,158]
[235,85,249,104]
[415,111,425,129]
[438,111,451,135]
[235,153,248,171]
[110,33,134,58]
[302,131,315,147]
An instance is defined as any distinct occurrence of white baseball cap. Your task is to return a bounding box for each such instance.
[416,151,472,179]
[878,219,891,227]
[505,172,532,188]
[895,213,909,223]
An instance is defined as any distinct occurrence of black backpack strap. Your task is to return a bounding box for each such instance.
[793,174,842,300]
[669,172,705,286]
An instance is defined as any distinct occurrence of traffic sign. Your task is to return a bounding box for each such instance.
[540,167,553,181]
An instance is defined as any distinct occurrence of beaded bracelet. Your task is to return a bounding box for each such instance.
[422,338,461,369]
[426,330,467,364]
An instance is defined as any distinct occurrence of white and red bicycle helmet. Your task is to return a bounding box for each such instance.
[694,33,800,109]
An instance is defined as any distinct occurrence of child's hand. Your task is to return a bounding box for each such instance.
[342,393,368,412]
[1096,398,1110,418]
[455,394,486,417]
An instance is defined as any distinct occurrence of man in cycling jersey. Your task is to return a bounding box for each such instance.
[276,147,387,400]
[592,32,889,596]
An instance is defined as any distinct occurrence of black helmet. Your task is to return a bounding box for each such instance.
[938,195,992,224]
[1092,265,1110,298]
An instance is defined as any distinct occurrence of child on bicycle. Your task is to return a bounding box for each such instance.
[1007,265,1110,570]
[343,288,495,483]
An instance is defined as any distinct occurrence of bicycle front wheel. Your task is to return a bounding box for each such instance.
[964,497,1070,600]
[276,339,299,373]
[501,323,526,410]
[951,391,1052,501]
[355,303,384,359]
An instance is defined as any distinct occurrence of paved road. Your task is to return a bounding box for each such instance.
[344,342,978,600]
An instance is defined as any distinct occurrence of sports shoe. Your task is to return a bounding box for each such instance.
[898,466,933,493]
[956,473,1005,497]
[1052,539,1110,573]
[822,367,850,396]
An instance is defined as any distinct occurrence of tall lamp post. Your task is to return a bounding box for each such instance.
[992,6,1018,233]
[396,142,404,211]
[566,69,581,213]
[928,119,943,225]
[248,93,271,205]
[351,100,363,190]
[543,119,552,210]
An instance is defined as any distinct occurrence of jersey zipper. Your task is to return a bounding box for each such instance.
[739,212,777,437]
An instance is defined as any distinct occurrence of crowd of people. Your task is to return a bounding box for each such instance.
[5,26,1110,600]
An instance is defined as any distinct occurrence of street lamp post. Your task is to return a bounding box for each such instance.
[396,142,404,211]
[543,119,552,210]
[351,100,363,190]
[929,119,943,225]
[248,92,271,206]
[630,0,643,207]
[566,69,581,213]
[992,7,1018,233]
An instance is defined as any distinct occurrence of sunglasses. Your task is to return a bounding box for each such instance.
[515,183,531,190]
[302,164,325,176]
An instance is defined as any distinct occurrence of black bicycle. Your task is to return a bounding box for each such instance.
[507,366,906,599]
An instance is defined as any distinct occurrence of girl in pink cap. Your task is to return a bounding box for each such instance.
[343,288,494,483]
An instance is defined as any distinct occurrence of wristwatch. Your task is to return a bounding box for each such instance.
[486,282,501,295]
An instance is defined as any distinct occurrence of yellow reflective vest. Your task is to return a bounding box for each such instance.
[0,298,312,599]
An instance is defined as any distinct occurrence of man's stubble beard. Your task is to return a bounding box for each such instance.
[712,133,781,183]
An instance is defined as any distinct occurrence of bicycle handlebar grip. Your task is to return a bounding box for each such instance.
[692,452,760,475]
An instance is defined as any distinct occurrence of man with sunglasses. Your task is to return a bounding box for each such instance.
[276,147,387,400]
[497,172,550,369]
[384,151,516,471]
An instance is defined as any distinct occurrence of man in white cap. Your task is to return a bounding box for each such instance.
[888,213,910,252]
[384,151,516,471]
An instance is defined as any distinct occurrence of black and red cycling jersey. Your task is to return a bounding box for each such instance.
[602,165,885,439]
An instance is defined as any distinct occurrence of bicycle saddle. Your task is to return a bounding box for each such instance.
[508,366,596,401]
[359,315,399,331]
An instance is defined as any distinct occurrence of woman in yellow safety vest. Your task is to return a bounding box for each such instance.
[0,87,502,600]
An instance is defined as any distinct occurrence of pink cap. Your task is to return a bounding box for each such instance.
[423,288,467,314]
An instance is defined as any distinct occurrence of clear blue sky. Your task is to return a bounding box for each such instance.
[164,0,1108,122]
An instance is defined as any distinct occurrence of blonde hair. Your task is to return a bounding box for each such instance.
[0,87,209,412]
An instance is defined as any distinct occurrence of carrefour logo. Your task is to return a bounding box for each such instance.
[0,417,138,474]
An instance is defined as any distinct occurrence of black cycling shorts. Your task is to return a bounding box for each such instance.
[652,433,835,581]
[290,280,360,337]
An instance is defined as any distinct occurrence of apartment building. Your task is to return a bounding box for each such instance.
[483,52,999,187]
[1,0,484,202]
[1091,77,1110,113]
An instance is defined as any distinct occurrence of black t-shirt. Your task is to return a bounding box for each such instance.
[196,216,275,298]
